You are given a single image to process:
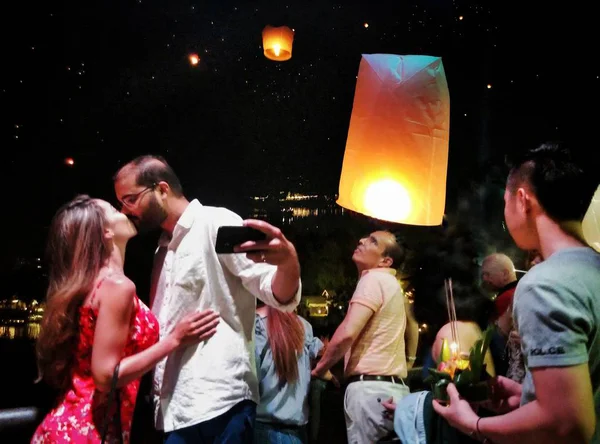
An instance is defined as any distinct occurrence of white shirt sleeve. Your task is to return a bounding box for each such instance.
[214,210,301,312]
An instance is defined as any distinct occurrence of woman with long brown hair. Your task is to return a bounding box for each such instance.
[254,301,333,443]
[31,195,220,443]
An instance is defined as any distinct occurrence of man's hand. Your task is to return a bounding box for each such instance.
[482,376,522,414]
[432,384,479,436]
[311,368,340,388]
[381,397,396,421]
[236,219,300,304]
[311,367,326,380]
[235,219,298,268]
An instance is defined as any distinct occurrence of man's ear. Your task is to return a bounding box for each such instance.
[380,256,393,268]
[516,187,532,214]
[157,181,170,198]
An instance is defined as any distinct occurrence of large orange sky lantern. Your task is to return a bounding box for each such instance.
[337,54,450,226]
[262,25,294,61]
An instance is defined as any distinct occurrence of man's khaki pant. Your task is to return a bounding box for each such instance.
[344,380,409,443]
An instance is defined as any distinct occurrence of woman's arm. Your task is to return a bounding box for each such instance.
[91,276,219,391]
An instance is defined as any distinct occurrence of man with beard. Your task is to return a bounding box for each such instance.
[113,155,301,444]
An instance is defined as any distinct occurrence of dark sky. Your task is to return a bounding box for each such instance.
[1,0,596,261]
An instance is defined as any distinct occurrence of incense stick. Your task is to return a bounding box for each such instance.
[449,278,461,352]
[445,278,453,337]
[444,277,462,358]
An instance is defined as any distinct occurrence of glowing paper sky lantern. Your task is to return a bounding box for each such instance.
[583,185,600,252]
[337,54,450,225]
[262,25,294,61]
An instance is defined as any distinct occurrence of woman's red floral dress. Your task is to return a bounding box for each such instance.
[31,281,159,443]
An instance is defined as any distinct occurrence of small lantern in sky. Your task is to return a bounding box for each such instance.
[189,54,200,66]
[65,157,75,166]
[337,54,450,226]
[583,185,600,252]
[262,25,294,61]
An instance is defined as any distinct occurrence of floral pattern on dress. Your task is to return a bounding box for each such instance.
[31,284,159,444]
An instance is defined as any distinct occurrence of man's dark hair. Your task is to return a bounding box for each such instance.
[383,232,406,269]
[506,142,597,222]
[114,155,184,197]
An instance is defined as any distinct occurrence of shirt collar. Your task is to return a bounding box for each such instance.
[158,199,202,248]
[176,199,201,230]
[360,267,397,278]
[497,279,517,295]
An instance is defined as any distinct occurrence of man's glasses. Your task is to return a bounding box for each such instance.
[118,183,157,209]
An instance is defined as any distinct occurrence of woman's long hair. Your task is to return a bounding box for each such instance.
[36,195,111,392]
[266,306,305,384]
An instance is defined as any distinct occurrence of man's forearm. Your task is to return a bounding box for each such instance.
[479,400,591,444]
[271,260,301,304]
[314,330,353,374]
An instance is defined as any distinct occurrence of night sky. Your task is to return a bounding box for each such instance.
[1,0,597,263]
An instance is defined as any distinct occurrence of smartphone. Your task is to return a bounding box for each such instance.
[215,226,267,254]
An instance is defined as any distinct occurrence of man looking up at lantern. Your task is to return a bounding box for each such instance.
[433,142,600,443]
[312,230,418,443]
[114,155,301,443]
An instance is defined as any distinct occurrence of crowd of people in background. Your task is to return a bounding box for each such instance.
[30,142,599,443]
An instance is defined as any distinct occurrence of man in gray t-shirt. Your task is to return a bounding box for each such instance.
[515,247,600,412]
[433,142,599,443]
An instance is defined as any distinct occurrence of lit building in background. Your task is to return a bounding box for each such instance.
[249,191,344,225]
[303,298,329,318]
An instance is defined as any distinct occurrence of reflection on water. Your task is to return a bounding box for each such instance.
[0,323,41,340]
[0,298,44,340]
[250,206,345,225]
[280,206,344,225]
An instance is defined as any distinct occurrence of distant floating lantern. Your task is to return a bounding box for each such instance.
[364,22,369,28]
[189,54,200,66]
[583,185,600,252]
[65,157,74,166]
[262,25,294,61]
[337,54,450,226]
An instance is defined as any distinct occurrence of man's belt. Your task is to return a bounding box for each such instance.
[346,374,406,385]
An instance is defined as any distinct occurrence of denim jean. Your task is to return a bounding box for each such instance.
[164,400,256,444]
[254,421,307,444]
[394,390,429,444]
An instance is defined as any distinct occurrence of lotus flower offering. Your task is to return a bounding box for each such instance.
[426,279,493,403]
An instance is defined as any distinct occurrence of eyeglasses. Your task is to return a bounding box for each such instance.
[119,183,157,209]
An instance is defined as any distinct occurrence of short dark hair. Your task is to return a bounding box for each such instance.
[114,155,184,197]
[383,232,406,269]
[506,142,597,222]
